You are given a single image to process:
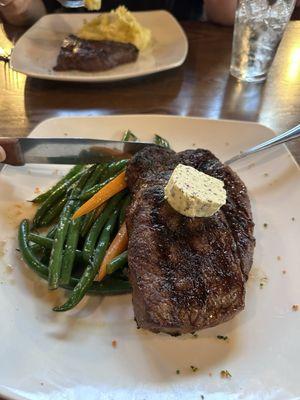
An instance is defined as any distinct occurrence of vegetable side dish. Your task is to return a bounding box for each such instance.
[18,132,165,312]
[18,131,255,335]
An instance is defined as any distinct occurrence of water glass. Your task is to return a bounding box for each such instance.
[230,0,296,82]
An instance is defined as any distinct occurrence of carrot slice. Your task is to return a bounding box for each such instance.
[96,222,128,281]
[72,171,127,220]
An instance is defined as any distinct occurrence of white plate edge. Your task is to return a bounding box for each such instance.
[10,10,188,82]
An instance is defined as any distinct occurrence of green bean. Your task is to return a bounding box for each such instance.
[86,277,130,295]
[19,220,51,277]
[48,168,94,290]
[47,225,57,239]
[29,224,57,253]
[37,196,67,228]
[65,212,85,265]
[79,159,128,201]
[29,243,40,254]
[84,163,108,190]
[28,232,55,264]
[59,216,83,285]
[32,169,86,228]
[79,176,114,201]
[59,165,104,284]
[28,232,83,262]
[80,164,112,234]
[30,224,57,253]
[80,209,98,237]
[80,175,120,202]
[107,251,128,275]
[60,164,107,284]
[82,192,125,264]
[81,163,110,232]
[18,220,131,295]
[119,194,131,227]
[29,233,53,249]
[48,199,77,289]
[104,159,128,179]
[122,130,138,142]
[41,251,51,265]
[154,134,171,149]
[31,165,84,203]
[53,209,119,312]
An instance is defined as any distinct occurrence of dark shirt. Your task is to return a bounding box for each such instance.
[43,0,203,20]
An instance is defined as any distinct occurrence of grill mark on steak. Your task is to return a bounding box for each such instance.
[54,35,139,72]
[126,146,255,335]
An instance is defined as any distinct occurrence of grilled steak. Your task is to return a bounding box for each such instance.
[126,146,255,335]
[54,35,139,72]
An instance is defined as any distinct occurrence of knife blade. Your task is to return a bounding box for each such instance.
[0,137,153,166]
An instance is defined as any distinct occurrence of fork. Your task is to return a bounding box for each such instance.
[57,0,85,8]
[225,123,300,165]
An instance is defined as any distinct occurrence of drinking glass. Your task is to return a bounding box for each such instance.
[230,0,296,82]
[57,0,84,7]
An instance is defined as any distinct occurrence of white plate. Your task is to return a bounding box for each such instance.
[10,11,188,82]
[0,115,299,400]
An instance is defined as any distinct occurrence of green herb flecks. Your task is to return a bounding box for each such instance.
[220,369,232,379]
[217,335,228,341]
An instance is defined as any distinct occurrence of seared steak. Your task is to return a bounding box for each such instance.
[54,35,139,72]
[126,146,255,335]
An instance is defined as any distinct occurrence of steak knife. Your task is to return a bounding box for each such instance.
[0,137,153,166]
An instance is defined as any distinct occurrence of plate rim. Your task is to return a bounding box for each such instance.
[30,114,299,171]
[10,10,188,82]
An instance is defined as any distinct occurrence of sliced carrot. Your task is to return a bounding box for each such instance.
[72,171,127,220]
[96,222,128,281]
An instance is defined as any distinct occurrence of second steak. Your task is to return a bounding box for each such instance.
[54,35,139,72]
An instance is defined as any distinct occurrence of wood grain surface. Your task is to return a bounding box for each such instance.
[0,20,299,162]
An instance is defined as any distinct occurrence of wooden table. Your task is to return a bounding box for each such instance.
[0,20,299,161]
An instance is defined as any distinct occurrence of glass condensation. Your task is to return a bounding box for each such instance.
[230,0,296,82]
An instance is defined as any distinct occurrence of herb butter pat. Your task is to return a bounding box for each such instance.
[164,164,227,217]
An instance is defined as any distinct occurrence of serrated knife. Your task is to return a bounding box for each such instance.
[0,137,153,166]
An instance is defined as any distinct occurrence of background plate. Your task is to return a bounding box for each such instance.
[0,115,299,400]
[10,11,188,82]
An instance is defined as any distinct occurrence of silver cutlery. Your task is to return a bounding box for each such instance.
[0,123,299,166]
[225,123,300,165]
[0,137,152,166]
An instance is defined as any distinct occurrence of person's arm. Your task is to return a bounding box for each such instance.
[204,0,237,26]
[0,0,47,26]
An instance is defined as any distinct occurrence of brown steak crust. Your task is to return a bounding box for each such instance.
[54,35,139,72]
[126,146,255,335]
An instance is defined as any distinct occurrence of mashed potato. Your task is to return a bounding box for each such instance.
[84,0,102,10]
[77,6,152,51]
